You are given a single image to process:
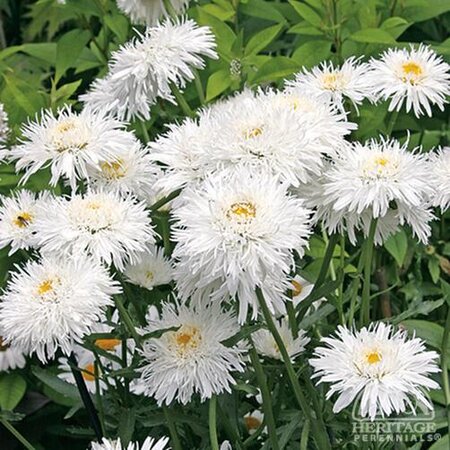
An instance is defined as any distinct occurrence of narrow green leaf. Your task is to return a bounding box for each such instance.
[291,40,331,68]
[251,56,300,84]
[245,24,284,56]
[289,0,322,27]
[206,69,232,102]
[32,366,79,400]
[240,0,286,24]
[118,408,136,446]
[384,230,408,267]
[0,374,27,411]
[350,28,396,44]
[55,29,90,82]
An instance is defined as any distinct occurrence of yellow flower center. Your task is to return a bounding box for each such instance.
[51,118,88,153]
[366,351,382,365]
[172,325,202,357]
[244,416,262,431]
[13,212,33,228]
[82,363,96,382]
[321,72,344,91]
[100,159,126,180]
[56,119,76,133]
[291,280,303,297]
[37,279,54,296]
[243,127,263,139]
[227,202,256,222]
[145,271,154,281]
[401,61,423,84]
[95,338,121,351]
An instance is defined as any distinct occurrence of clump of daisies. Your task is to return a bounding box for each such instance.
[116,0,189,25]
[367,44,450,117]
[137,301,245,405]
[35,189,156,270]
[89,436,169,450]
[9,107,136,191]
[310,322,440,420]
[172,168,312,322]
[0,254,120,362]
[81,19,217,120]
[304,137,435,244]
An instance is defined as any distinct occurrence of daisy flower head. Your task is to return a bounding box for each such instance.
[148,117,213,194]
[0,335,26,372]
[124,247,173,290]
[0,254,120,362]
[10,106,135,191]
[310,322,440,421]
[253,317,310,361]
[172,168,312,322]
[137,301,245,405]
[87,140,160,199]
[116,0,189,25]
[35,189,156,271]
[0,189,51,255]
[287,57,373,113]
[199,89,330,187]
[429,147,450,211]
[317,138,434,243]
[368,44,450,117]
[89,436,170,450]
[81,19,217,121]
[244,410,265,435]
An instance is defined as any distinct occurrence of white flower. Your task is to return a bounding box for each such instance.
[0,254,120,362]
[244,410,265,435]
[35,190,156,270]
[148,117,213,194]
[0,190,51,255]
[116,0,189,25]
[309,322,440,421]
[220,442,232,450]
[172,168,312,322]
[124,247,173,290]
[81,19,217,121]
[137,301,245,405]
[309,138,434,244]
[429,147,450,211]
[367,44,450,117]
[287,57,373,112]
[196,90,332,187]
[0,337,26,372]
[10,107,135,191]
[89,436,170,450]
[87,140,160,199]
[253,317,310,361]
[290,274,314,303]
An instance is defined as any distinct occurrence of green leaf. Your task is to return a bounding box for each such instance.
[0,374,27,411]
[104,14,130,43]
[381,17,411,39]
[288,22,323,36]
[429,435,448,450]
[32,366,80,401]
[384,230,408,267]
[206,69,232,101]
[349,28,396,44]
[289,0,322,27]
[403,0,450,23]
[118,408,136,446]
[401,320,444,350]
[240,0,287,24]
[291,40,331,68]
[428,257,441,284]
[55,29,91,82]
[250,56,299,84]
[21,43,57,64]
[245,24,284,56]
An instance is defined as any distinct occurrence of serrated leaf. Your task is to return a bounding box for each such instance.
[206,69,232,101]
[0,374,27,411]
[350,28,396,44]
[384,230,408,267]
[245,24,284,56]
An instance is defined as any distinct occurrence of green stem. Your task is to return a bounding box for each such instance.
[286,299,299,339]
[386,109,399,136]
[149,189,181,212]
[442,305,450,440]
[0,419,36,450]
[194,70,205,104]
[140,121,150,144]
[160,213,172,257]
[248,340,280,450]
[171,84,195,118]
[94,360,106,435]
[360,218,378,326]
[256,288,331,450]
[209,396,220,450]
[313,233,339,291]
[338,233,346,324]
[300,419,310,450]
[163,406,183,450]
[114,296,142,349]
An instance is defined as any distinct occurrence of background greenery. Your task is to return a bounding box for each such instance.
[0,0,449,449]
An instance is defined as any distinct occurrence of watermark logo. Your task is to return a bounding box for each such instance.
[351,391,442,444]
